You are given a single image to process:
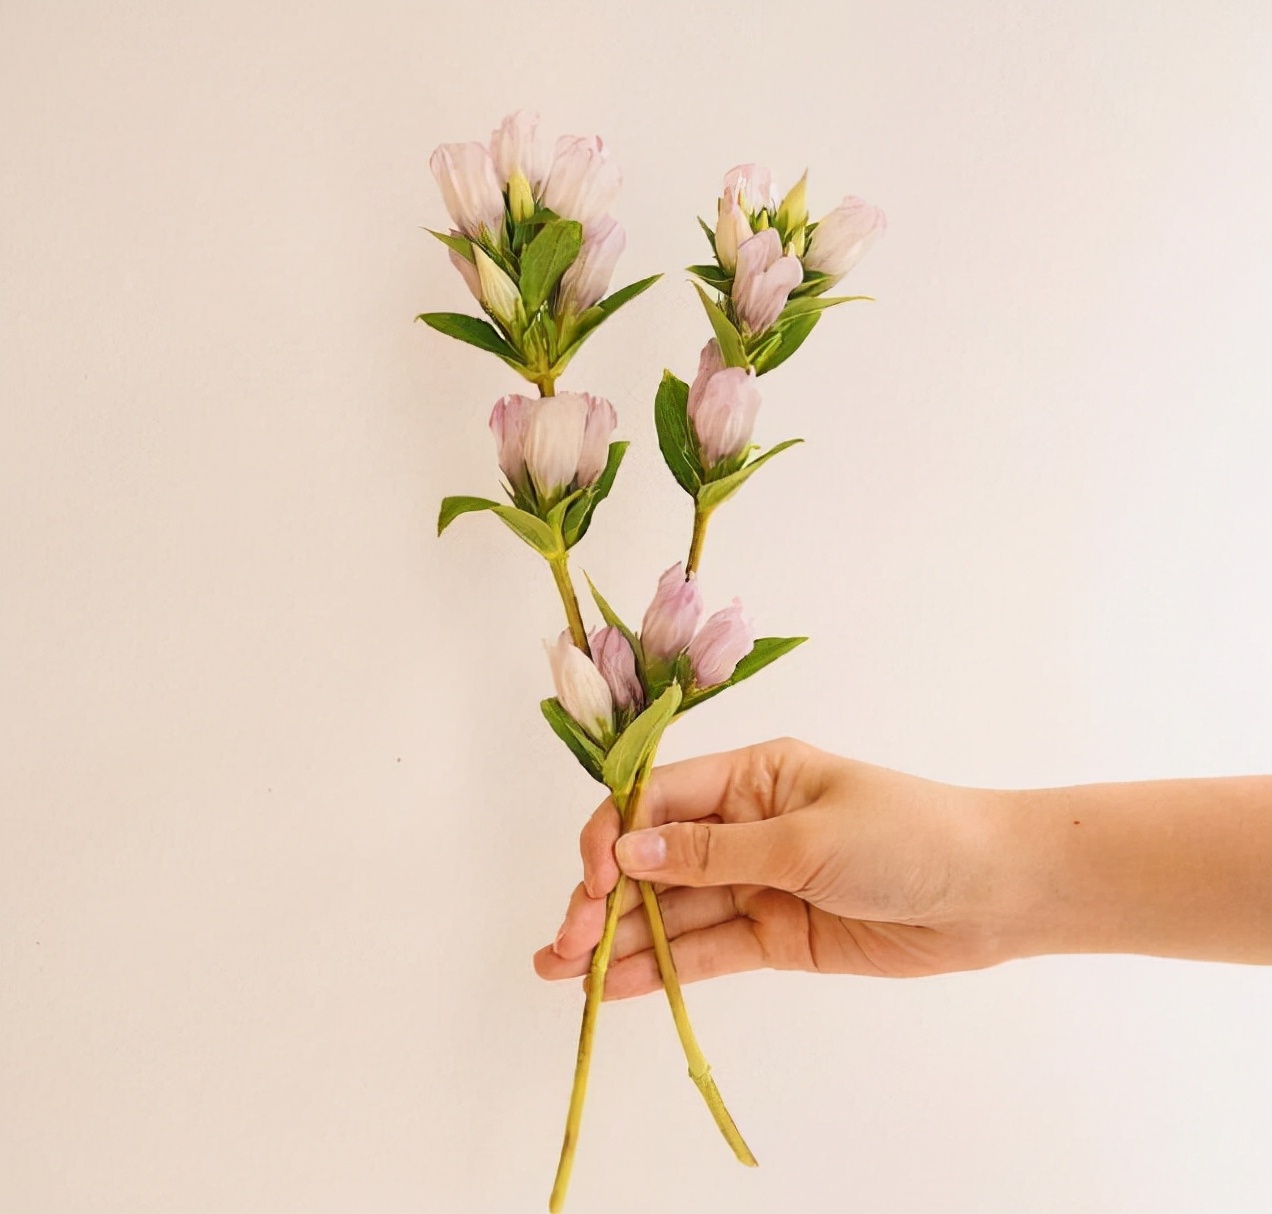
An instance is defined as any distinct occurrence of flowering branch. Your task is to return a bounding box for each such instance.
[423,116,883,1211]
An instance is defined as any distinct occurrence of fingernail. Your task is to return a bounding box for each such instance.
[616,829,666,871]
[552,922,567,954]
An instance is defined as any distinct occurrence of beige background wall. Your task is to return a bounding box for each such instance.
[2,2,1270,1211]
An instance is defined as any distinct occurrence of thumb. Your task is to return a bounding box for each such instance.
[615,816,809,891]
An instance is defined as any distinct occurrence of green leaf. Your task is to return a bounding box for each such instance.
[596,273,662,317]
[541,698,606,783]
[680,637,808,710]
[603,683,682,797]
[789,269,839,299]
[437,494,499,536]
[687,263,732,293]
[416,312,523,364]
[519,219,583,313]
[751,313,819,375]
[692,283,748,368]
[437,496,562,557]
[697,216,718,255]
[654,371,703,497]
[562,441,628,547]
[696,438,803,511]
[776,294,872,319]
[584,573,644,672]
[427,229,475,261]
[490,505,561,557]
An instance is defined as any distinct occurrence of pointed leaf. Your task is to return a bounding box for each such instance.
[698,216,718,255]
[427,229,475,261]
[437,494,499,536]
[696,439,803,511]
[686,264,732,293]
[692,283,747,368]
[584,573,644,674]
[789,269,839,299]
[520,219,583,313]
[603,683,682,797]
[563,441,628,547]
[679,637,807,710]
[654,371,703,497]
[751,313,819,375]
[490,505,562,557]
[416,312,523,363]
[596,273,662,317]
[541,698,606,783]
[777,294,872,319]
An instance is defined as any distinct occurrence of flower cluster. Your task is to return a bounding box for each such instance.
[423,112,659,393]
[689,162,885,374]
[491,392,617,510]
[546,563,756,742]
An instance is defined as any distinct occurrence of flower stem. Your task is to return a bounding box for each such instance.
[686,504,713,578]
[548,869,628,1213]
[638,880,758,1166]
[549,554,589,652]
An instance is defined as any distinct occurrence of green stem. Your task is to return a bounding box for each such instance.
[549,555,589,652]
[686,503,713,578]
[548,764,651,1212]
[548,870,628,1213]
[638,881,757,1165]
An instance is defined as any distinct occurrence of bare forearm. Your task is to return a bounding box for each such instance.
[991,776,1272,964]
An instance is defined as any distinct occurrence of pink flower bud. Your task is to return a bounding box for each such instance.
[640,563,703,663]
[689,367,762,466]
[732,228,803,335]
[523,393,590,501]
[590,626,644,712]
[489,110,550,192]
[687,340,726,418]
[448,243,482,302]
[687,599,755,688]
[489,394,534,493]
[542,135,622,225]
[714,190,752,274]
[723,164,778,215]
[804,196,886,278]
[546,632,613,741]
[429,142,505,240]
[576,393,618,487]
[558,215,626,312]
[490,393,618,502]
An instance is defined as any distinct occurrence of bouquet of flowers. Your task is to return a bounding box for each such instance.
[420,110,884,1211]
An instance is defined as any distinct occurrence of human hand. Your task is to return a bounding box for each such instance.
[533,738,1015,998]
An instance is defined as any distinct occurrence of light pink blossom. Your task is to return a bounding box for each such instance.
[804,196,886,278]
[687,339,726,418]
[429,142,505,240]
[542,135,622,225]
[489,110,550,191]
[687,599,755,688]
[576,393,618,487]
[732,228,803,334]
[640,563,703,663]
[491,393,617,500]
[690,367,762,466]
[723,163,778,215]
[448,244,482,302]
[558,215,625,312]
[545,632,613,741]
[522,393,590,500]
[590,626,644,711]
[714,189,752,273]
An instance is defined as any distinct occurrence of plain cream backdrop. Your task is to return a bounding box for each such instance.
[2,2,1270,1211]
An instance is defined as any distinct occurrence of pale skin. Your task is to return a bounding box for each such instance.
[534,739,1272,996]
